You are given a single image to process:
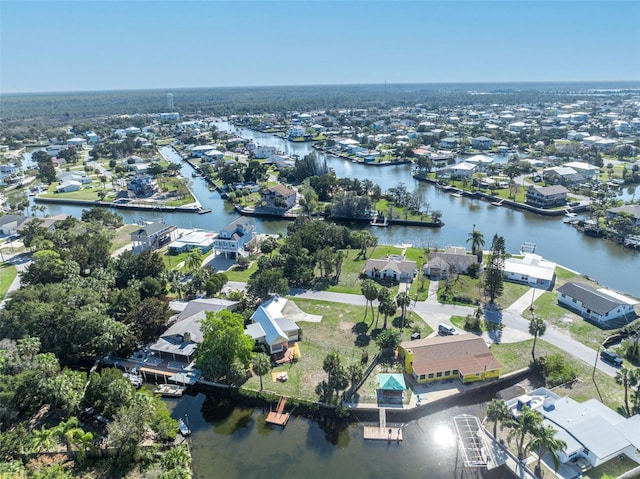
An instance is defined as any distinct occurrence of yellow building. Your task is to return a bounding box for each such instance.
[399,335,502,384]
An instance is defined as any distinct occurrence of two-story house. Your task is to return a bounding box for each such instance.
[213,217,256,261]
[261,184,297,210]
[525,185,568,209]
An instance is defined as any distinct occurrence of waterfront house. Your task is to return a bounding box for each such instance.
[440,161,476,179]
[261,184,297,210]
[364,255,416,283]
[130,222,179,252]
[245,296,299,355]
[149,298,239,363]
[398,335,502,384]
[128,175,158,197]
[424,246,477,280]
[57,171,92,185]
[0,214,30,235]
[167,229,217,255]
[563,161,601,178]
[55,180,82,193]
[525,185,568,209]
[190,145,217,158]
[67,137,87,147]
[440,137,458,149]
[0,164,20,183]
[556,282,637,325]
[503,253,556,290]
[465,154,493,171]
[606,204,640,227]
[543,166,585,186]
[505,387,640,468]
[471,136,494,150]
[213,217,256,261]
[16,214,69,235]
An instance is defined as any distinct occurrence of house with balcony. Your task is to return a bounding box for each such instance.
[213,217,256,260]
[130,222,178,252]
[471,136,493,150]
[525,185,568,209]
[398,335,502,384]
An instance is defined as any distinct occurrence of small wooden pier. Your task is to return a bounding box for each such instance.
[265,396,290,426]
[363,408,403,442]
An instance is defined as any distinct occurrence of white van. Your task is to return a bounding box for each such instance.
[438,323,459,336]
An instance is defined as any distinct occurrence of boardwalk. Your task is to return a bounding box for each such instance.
[265,396,290,426]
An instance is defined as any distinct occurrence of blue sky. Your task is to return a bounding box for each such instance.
[1,1,639,93]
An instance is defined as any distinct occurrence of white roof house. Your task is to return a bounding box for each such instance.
[563,161,600,177]
[246,296,299,354]
[507,387,640,467]
[503,254,557,290]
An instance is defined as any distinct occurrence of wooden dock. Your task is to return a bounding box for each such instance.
[265,396,290,426]
[363,408,403,442]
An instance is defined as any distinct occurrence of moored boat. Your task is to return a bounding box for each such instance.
[154,383,186,397]
[178,418,191,436]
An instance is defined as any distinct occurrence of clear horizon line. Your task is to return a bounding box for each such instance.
[3,79,640,96]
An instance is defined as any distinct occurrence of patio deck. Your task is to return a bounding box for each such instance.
[265,396,290,426]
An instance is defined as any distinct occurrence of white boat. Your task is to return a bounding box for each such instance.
[154,383,186,397]
[123,372,143,388]
[178,418,191,437]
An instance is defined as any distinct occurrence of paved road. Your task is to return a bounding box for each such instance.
[287,285,619,378]
[0,250,31,309]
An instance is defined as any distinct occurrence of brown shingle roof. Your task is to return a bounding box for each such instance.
[400,335,502,377]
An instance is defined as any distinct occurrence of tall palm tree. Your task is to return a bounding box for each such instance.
[376,287,392,329]
[503,406,543,459]
[361,279,379,325]
[485,398,510,438]
[529,316,546,361]
[466,228,485,263]
[252,352,271,391]
[615,367,638,416]
[527,424,567,477]
[396,292,412,331]
[185,249,203,273]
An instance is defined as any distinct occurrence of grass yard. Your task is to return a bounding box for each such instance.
[224,262,258,282]
[438,274,532,309]
[490,339,625,412]
[241,299,431,402]
[109,224,139,254]
[0,263,17,300]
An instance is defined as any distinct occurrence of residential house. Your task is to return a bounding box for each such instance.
[471,136,494,150]
[167,229,217,255]
[0,164,20,183]
[440,161,476,179]
[543,166,585,186]
[190,145,217,158]
[503,253,557,290]
[440,137,458,149]
[364,255,416,283]
[57,171,92,185]
[465,154,493,171]
[398,335,502,384]
[245,296,300,354]
[128,175,158,197]
[130,222,178,252]
[55,180,82,193]
[424,246,477,279]
[213,217,256,260]
[202,149,225,162]
[563,161,600,178]
[556,282,637,325]
[261,184,297,210]
[606,205,640,227]
[505,387,640,468]
[525,185,568,209]
[16,214,69,234]
[0,215,29,235]
[67,137,87,147]
[148,298,239,363]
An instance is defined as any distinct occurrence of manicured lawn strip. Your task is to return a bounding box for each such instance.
[555,265,579,281]
[241,299,430,402]
[224,262,258,282]
[0,263,17,300]
[369,245,402,258]
[450,315,499,333]
[490,339,624,411]
[408,275,430,301]
[582,454,638,479]
[438,274,531,309]
[531,292,568,321]
[163,251,191,270]
[498,282,530,309]
[109,224,139,253]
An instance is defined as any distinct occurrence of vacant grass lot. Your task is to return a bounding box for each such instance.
[241,298,432,402]
[0,263,17,300]
[109,224,140,254]
[490,339,625,412]
[438,275,529,309]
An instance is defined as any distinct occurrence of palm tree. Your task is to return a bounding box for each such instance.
[361,279,379,325]
[527,424,567,477]
[466,227,485,263]
[29,425,54,452]
[376,287,392,329]
[503,406,543,459]
[529,316,546,361]
[185,249,203,273]
[252,352,271,391]
[485,398,510,438]
[396,292,412,331]
[615,367,638,416]
[379,295,397,330]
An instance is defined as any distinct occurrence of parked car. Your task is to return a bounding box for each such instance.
[438,323,459,336]
[600,349,623,367]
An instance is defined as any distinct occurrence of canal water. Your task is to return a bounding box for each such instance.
[165,391,501,479]
[28,128,640,297]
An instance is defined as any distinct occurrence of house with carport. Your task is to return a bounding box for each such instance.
[398,335,502,384]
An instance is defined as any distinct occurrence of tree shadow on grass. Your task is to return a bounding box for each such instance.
[353,321,371,347]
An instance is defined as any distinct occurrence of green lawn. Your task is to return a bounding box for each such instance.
[490,339,625,412]
[241,299,430,402]
[224,262,258,282]
[0,263,17,300]
[109,224,139,254]
[438,275,530,309]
